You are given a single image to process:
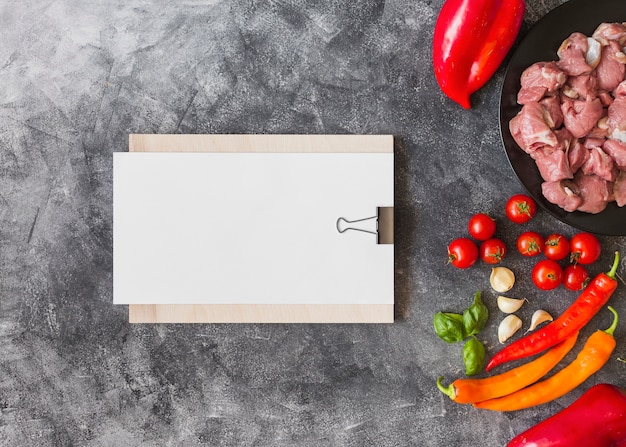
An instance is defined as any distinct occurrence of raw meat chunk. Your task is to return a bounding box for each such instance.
[540,96,564,128]
[561,97,604,138]
[586,125,609,139]
[596,41,625,92]
[592,22,626,45]
[583,136,606,149]
[603,139,626,169]
[517,62,567,104]
[564,74,597,100]
[574,172,613,214]
[541,180,582,212]
[554,127,575,150]
[510,102,558,153]
[557,32,594,76]
[581,147,618,182]
[608,96,626,142]
[535,148,573,182]
[568,140,589,173]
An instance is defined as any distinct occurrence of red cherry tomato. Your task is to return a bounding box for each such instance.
[479,238,507,264]
[468,213,496,241]
[569,233,601,265]
[543,234,570,261]
[532,259,564,290]
[563,264,590,291]
[447,237,478,269]
[505,194,537,224]
[516,231,544,257]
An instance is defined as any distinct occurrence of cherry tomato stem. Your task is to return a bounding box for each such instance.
[517,231,544,257]
[544,234,570,261]
[480,238,507,264]
[506,194,537,224]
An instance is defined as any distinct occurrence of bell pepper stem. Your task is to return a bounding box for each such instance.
[436,376,455,399]
[607,251,620,279]
[604,306,619,337]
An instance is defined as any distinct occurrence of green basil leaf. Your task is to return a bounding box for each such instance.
[463,291,489,337]
[463,336,486,376]
[433,312,466,343]
[444,312,464,324]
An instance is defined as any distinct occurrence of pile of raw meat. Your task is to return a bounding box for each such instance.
[510,22,626,214]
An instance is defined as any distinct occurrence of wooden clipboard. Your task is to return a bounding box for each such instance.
[125,134,394,323]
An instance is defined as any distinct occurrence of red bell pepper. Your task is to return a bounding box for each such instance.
[432,0,525,109]
[507,383,626,447]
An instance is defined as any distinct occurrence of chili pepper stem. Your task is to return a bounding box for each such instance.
[605,306,619,336]
[436,376,455,399]
[608,252,620,279]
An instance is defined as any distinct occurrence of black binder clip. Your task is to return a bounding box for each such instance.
[336,207,394,245]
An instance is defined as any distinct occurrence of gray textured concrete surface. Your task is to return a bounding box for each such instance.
[1,0,625,446]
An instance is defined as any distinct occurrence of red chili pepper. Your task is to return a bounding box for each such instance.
[432,0,525,109]
[486,251,620,371]
[507,383,626,447]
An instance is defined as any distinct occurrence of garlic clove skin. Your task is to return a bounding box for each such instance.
[497,296,527,314]
[490,267,515,293]
[527,309,553,332]
[499,315,522,343]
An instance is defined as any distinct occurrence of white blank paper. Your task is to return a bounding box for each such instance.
[113,152,393,305]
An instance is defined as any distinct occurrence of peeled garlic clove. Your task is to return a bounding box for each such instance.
[490,267,515,293]
[499,315,522,343]
[527,309,553,332]
[497,296,527,314]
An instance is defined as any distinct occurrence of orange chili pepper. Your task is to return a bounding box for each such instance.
[437,332,578,404]
[474,306,618,412]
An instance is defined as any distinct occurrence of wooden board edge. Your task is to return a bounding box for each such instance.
[128,133,393,153]
[128,304,394,324]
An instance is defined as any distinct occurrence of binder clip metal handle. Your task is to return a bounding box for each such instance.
[336,207,394,245]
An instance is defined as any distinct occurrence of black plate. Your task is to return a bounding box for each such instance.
[500,0,626,236]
